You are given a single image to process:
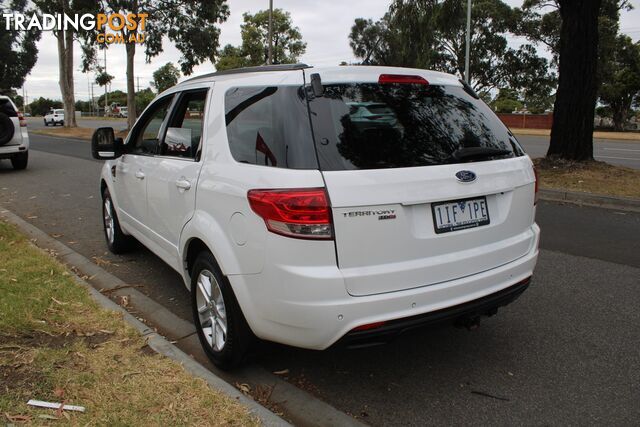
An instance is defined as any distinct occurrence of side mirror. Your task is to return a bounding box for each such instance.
[91,127,123,160]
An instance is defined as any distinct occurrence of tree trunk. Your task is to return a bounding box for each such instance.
[126,42,137,129]
[547,0,602,161]
[611,99,628,132]
[56,1,77,128]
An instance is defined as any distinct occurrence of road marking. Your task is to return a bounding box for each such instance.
[597,155,640,161]
[601,148,640,152]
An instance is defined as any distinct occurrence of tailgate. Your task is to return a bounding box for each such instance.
[325,158,536,296]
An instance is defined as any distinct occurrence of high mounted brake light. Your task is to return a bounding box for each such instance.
[378,74,429,85]
[248,188,333,240]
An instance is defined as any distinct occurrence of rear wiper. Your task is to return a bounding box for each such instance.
[449,147,512,162]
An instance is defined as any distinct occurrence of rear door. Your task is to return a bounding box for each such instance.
[307,73,537,296]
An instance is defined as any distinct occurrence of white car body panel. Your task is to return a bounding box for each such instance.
[0,96,29,156]
[99,65,540,350]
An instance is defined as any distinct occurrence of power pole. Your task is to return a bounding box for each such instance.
[267,0,273,65]
[464,0,471,83]
[137,76,140,93]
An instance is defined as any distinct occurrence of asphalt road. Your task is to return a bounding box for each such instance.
[517,134,640,169]
[1,136,639,425]
[24,117,640,169]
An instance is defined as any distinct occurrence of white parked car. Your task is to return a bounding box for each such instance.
[92,65,539,369]
[44,109,64,126]
[118,107,128,118]
[0,95,29,170]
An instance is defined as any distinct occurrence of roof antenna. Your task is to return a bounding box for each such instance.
[310,73,324,97]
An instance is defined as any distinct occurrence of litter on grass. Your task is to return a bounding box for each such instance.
[27,400,86,413]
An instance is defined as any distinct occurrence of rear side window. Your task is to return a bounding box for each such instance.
[308,84,524,171]
[224,86,317,169]
[0,99,17,117]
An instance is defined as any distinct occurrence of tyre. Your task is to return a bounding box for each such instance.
[0,112,14,145]
[191,251,254,370]
[60,121,64,126]
[44,119,48,126]
[11,151,28,170]
[102,188,135,254]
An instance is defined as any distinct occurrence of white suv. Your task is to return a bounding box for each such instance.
[44,109,64,126]
[0,96,29,170]
[92,65,539,369]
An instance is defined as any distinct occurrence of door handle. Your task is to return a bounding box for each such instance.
[175,178,191,190]
[135,170,145,180]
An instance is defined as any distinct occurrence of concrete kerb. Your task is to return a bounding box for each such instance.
[0,208,289,427]
[539,189,640,213]
[1,207,368,427]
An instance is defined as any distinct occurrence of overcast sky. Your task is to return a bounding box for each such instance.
[20,0,640,102]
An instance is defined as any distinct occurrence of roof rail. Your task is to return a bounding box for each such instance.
[183,63,311,83]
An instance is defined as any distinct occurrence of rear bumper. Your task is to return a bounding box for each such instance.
[0,132,29,158]
[230,224,540,350]
[339,277,530,348]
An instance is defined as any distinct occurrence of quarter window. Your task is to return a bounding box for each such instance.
[224,86,317,169]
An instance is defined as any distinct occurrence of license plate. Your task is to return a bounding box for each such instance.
[431,197,490,234]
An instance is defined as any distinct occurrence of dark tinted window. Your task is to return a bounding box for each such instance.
[308,84,524,171]
[0,98,17,116]
[225,86,317,169]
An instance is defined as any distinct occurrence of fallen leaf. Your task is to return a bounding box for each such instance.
[54,387,65,398]
[38,414,59,420]
[236,383,251,394]
[5,412,32,422]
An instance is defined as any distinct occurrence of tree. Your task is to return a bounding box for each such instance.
[0,1,41,94]
[33,0,99,128]
[599,36,640,131]
[491,88,524,113]
[348,0,553,96]
[27,97,63,117]
[152,63,180,94]
[215,9,306,71]
[135,88,155,113]
[95,67,114,88]
[547,0,603,161]
[98,0,229,128]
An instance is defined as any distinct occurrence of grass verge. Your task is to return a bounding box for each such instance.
[0,220,259,426]
[512,128,640,141]
[534,158,640,199]
[30,127,128,141]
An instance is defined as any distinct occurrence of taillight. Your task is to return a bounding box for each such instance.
[378,74,429,85]
[17,112,27,127]
[533,165,539,205]
[247,188,333,240]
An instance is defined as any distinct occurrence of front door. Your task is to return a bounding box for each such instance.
[114,95,175,240]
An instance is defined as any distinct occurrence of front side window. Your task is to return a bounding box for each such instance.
[308,83,524,171]
[159,90,208,159]
[224,86,317,169]
[128,95,173,155]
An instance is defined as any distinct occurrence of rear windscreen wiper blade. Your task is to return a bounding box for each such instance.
[450,147,513,162]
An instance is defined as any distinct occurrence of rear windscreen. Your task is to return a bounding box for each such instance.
[308,84,524,171]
